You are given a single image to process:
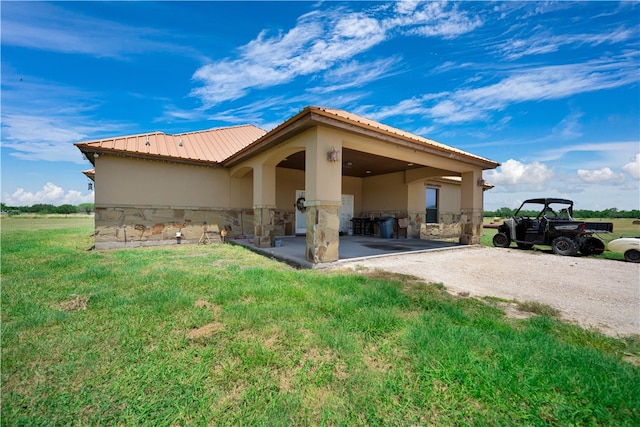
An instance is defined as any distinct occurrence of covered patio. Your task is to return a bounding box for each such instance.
[231,234,463,269]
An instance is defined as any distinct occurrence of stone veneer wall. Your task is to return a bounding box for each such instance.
[93,206,294,249]
[359,210,461,239]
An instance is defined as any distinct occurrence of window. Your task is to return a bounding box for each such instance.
[426,188,438,223]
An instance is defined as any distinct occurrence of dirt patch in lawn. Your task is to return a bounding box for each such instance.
[187,322,224,340]
[51,295,91,312]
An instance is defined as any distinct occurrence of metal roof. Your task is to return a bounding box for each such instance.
[224,106,499,170]
[75,124,266,166]
[74,106,499,170]
[312,107,498,168]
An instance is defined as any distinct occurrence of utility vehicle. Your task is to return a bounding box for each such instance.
[492,198,612,256]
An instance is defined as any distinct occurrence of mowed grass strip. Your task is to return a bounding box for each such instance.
[2,217,639,425]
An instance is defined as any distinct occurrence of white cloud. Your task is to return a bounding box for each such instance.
[1,72,129,163]
[369,56,638,125]
[500,27,635,60]
[1,114,89,163]
[191,8,387,105]
[577,167,626,184]
[191,2,483,106]
[622,153,640,180]
[387,1,483,38]
[484,159,554,190]
[3,182,94,206]
[309,57,403,93]
[552,112,583,140]
[1,2,202,59]
[538,141,639,163]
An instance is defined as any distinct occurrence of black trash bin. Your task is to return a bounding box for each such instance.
[378,217,394,239]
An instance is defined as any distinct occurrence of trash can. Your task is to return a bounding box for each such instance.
[378,217,394,239]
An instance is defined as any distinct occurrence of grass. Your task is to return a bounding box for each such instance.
[2,217,640,425]
[482,217,640,261]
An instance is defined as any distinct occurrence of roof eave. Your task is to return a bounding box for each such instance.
[75,144,222,167]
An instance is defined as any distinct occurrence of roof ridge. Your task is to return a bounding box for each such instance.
[175,123,264,137]
[74,123,265,145]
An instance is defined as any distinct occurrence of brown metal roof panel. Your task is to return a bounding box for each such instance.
[74,124,266,164]
[314,107,497,166]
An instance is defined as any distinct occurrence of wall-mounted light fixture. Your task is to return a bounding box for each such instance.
[477,178,486,187]
[146,136,150,146]
[179,138,183,147]
[327,146,339,162]
[88,182,93,190]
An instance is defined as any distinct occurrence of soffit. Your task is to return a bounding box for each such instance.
[277,148,426,178]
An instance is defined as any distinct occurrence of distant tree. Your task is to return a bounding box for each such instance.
[494,207,515,218]
[28,204,56,214]
[78,203,94,214]
[56,204,78,214]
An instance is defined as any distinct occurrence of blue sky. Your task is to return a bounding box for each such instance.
[2,1,639,211]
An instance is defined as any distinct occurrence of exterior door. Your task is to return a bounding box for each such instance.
[339,194,354,234]
[295,190,306,234]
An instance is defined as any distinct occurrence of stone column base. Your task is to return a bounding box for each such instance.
[459,208,483,245]
[305,201,340,263]
[254,206,275,248]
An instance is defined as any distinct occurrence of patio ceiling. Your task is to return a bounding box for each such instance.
[277,148,427,178]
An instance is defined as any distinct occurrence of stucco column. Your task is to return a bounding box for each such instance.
[253,163,276,248]
[459,169,484,245]
[305,131,342,263]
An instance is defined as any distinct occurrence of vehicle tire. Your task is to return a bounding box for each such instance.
[493,232,510,248]
[551,236,579,256]
[517,243,534,250]
[624,249,640,263]
[580,237,605,256]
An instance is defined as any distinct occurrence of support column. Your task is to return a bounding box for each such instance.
[459,169,484,245]
[253,164,276,248]
[305,200,341,263]
[305,129,342,263]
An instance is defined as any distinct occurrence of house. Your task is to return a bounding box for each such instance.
[75,106,499,264]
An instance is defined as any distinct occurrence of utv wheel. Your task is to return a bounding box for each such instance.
[551,236,579,256]
[493,233,511,248]
[624,249,640,263]
[580,237,605,256]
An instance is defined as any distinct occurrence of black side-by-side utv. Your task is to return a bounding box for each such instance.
[492,198,613,256]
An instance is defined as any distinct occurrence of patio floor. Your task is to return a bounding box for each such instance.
[230,235,464,269]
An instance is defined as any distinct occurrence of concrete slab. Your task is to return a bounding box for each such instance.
[230,235,464,269]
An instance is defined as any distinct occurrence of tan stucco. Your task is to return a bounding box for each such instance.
[361,172,408,212]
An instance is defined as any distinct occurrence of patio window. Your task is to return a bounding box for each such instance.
[426,187,438,223]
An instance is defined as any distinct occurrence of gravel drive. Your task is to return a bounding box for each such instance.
[335,246,640,337]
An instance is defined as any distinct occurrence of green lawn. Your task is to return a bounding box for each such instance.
[2,217,639,425]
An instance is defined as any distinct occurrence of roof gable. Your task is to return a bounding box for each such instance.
[225,106,499,170]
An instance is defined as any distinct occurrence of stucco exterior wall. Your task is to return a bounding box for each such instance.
[276,168,305,211]
[96,155,231,208]
[361,171,408,213]
[433,180,461,214]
